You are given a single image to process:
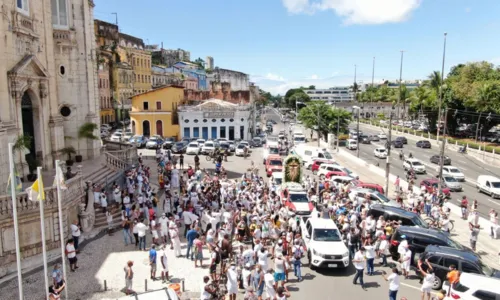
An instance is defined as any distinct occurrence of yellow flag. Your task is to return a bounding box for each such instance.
[26,178,45,201]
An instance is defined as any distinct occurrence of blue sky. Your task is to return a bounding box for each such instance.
[94,0,500,95]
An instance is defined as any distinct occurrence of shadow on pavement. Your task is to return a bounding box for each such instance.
[305,264,356,277]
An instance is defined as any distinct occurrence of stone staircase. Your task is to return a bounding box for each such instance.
[93,204,124,230]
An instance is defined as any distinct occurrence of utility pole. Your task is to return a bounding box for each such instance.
[436,33,448,142]
[354,64,357,98]
[397,51,404,120]
[371,57,375,118]
[112,12,118,26]
[437,108,449,195]
[385,112,393,197]
[475,112,483,142]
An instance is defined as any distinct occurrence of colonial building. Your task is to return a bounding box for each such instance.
[173,62,207,90]
[150,47,191,67]
[113,62,134,121]
[178,99,252,141]
[130,86,184,138]
[94,19,119,124]
[151,65,183,88]
[0,0,101,190]
[183,77,198,91]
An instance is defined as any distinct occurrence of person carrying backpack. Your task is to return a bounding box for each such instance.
[291,240,303,282]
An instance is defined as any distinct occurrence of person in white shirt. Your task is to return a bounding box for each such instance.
[264,269,276,300]
[397,235,408,258]
[70,220,81,251]
[364,239,376,275]
[401,246,412,278]
[65,239,78,272]
[200,276,214,300]
[160,249,169,283]
[106,208,113,235]
[159,213,169,244]
[135,219,148,251]
[352,247,366,289]
[226,264,238,300]
[382,267,400,300]
[169,217,182,257]
[378,235,390,267]
[418,259,435,300]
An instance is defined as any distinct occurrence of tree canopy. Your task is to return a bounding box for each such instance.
[297,101,352,140]
[283,88,310,108]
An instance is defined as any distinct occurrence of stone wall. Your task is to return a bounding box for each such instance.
[0,175,85,271]
[217,68,249,91]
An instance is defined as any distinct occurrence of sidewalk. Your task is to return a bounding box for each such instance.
[332,147,500,269]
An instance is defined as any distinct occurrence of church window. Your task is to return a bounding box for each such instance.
[52,0,68,28]
[17,0,29,14]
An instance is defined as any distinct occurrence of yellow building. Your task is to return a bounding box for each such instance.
[129,48,152,95]
[130,86,184,138]
[112,62,134,120]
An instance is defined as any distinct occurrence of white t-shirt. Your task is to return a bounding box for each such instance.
[379,240,389,255]
[70,224,81,237]
[135,222,148,237]
[274,258,285,273]
[353,251,365,270]
[398,240,408,255]
[387,273,400,291]
[200,282,211,300]
[365,245,376,259]
[66,243,76,259]
[422,273,435,289]
[257,251,268,267]
[264,273,275,293]
[226,268,238,288]
[242,249,255,265]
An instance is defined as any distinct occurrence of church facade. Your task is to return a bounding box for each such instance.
[0,0,101,193]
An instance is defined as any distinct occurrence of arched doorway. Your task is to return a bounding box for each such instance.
[143,120,150,136]
[21,92,36,161]
[131,121,136,135]
[156,120,163,137]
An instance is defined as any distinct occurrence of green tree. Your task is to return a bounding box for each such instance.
[193,57,205,69]
[297,101,352,141]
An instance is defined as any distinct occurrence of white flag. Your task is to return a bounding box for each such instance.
[52,165,67,190]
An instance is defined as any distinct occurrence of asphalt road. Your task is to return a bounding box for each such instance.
[263,109,428,300]
[353,122,500,218]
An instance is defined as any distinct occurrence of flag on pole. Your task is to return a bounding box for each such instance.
[52,165,67,190]
[25,178,45,201]
[6,171,22,193]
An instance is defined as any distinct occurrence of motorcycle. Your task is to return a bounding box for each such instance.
[458,146,468,154]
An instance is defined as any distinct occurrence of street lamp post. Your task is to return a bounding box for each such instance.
[397,51,404,121]
[353,106,361,158]
[436,33,448,142]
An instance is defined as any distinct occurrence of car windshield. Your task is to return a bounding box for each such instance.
[294,136,306,142]
[480,261,494,277]
[374,191,390,203]
[269,148,279,154]
[444,238,464,250]
[412,161,423,166]
[449,168,460,173]
[313,229,342,242]
[323,152,333,159]
[411,216,429,228]
[174,142,184,147]
[274,178,283,185]
[289,193,308,203]
[444,176,457,182]
[165,138,175,142]
[188,143,198,147]
[205,143,214,147]
[492,182,500,188]
[269,160,282,166]
[237,144,246,149]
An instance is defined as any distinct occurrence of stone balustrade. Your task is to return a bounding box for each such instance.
[105,152,128,170]
[105,147,138,165]
[0,175,83,220]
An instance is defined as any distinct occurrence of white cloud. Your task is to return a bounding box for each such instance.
[308,74,319,80]
[281,0,422,25]
[265,73,286,82]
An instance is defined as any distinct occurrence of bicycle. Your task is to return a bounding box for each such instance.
[424,217,455,232]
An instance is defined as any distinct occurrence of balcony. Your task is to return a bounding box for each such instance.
[53,29,77,47]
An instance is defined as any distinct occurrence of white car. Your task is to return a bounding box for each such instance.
[403,158,426,174]
[317,163,358,180]
[301,218,349,269]
[239,141,250,148]
[196,139,206,147]
[110,132,122,142]
[377,132,387,139]
[441,166,465,181]
[186,142,201,155]
[373,147,388,158]
[145,136,163,149]
[442,273,500,300]
[235,144,247,156]
[348,188,399,207]
[201,141,216,154]
[123,133,133,141]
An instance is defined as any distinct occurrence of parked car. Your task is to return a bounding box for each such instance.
[367,204,428,228]
[476,175,500,199]
[219,143,232,155]
[310,159,336,175]
[430,154,451,165]
[395,136,407,144]
[377,132,387,139]
[201,141,217,154]
[369,135,380,142]
[391,140,404,148]
[420,178,451,196]
[123,133,133,141]
[235,143,248,156]
[388,226,463,263]
[251,137,263,147]
[186,142,201,155]
[374,147,388,158]
[403,158,426,174]
[129,135,148,148]
[421,245,500,290]
[440,166,465,181]
[416,140,432,148]
[110,132,122,142]
[196,139,206,147]
[171,141,188,153]
[162,137,176,149]
[227,141,236,152]
[442,272,500,298]
[146,136,163,149]
[441,176,463,192]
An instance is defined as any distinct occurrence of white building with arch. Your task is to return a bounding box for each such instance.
[178,99,251,141]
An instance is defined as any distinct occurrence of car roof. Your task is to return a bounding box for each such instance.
[307,218,339,229]
[478,175,500,181]
[455,273,500,291]
[322,163,341,168]
[406,158,421,162]
[369,204,419,218]
[425,245,479,261]
[268,155,282,160]
[423,178,439,183]
[397,226,449,238]
[350,188,375,193]
[375,147,386,150]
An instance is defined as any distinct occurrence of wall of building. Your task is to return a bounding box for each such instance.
[179,110,250,140]
[130,86,184,138]
[217,68,249,91]
[206,56,214,70]
[98,64,114,124]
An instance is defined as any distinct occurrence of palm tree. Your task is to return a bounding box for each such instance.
[472,82,500,112]
[76,122,99,162]
[426,71,442,94]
